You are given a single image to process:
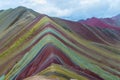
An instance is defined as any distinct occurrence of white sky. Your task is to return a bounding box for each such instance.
[0,0,120,20]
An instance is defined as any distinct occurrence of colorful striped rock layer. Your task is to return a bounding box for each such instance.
[0,6,120,80]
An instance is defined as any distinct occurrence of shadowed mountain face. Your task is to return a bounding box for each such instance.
[0,6,120,80]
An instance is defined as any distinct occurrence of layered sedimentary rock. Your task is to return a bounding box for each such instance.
[0,6,120,80]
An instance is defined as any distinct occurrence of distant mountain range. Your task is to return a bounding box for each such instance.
[0,6,120,80]
[80,14,120,29]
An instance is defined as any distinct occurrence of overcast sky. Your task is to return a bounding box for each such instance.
[0,0,120,21]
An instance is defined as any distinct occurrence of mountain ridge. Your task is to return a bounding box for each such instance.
[0,6,120,80]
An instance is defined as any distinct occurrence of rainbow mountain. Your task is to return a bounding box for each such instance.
[0,6,120,80]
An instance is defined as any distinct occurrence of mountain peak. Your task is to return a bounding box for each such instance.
[15,6,27,9]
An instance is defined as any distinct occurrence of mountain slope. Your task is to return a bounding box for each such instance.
[0,7,120,80]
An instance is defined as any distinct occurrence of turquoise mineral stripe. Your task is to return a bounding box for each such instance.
[6,35,120,80]
[41,27,120,69]
[50,36,120,80]
[0,75,5,80]
[6,35,56,79]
